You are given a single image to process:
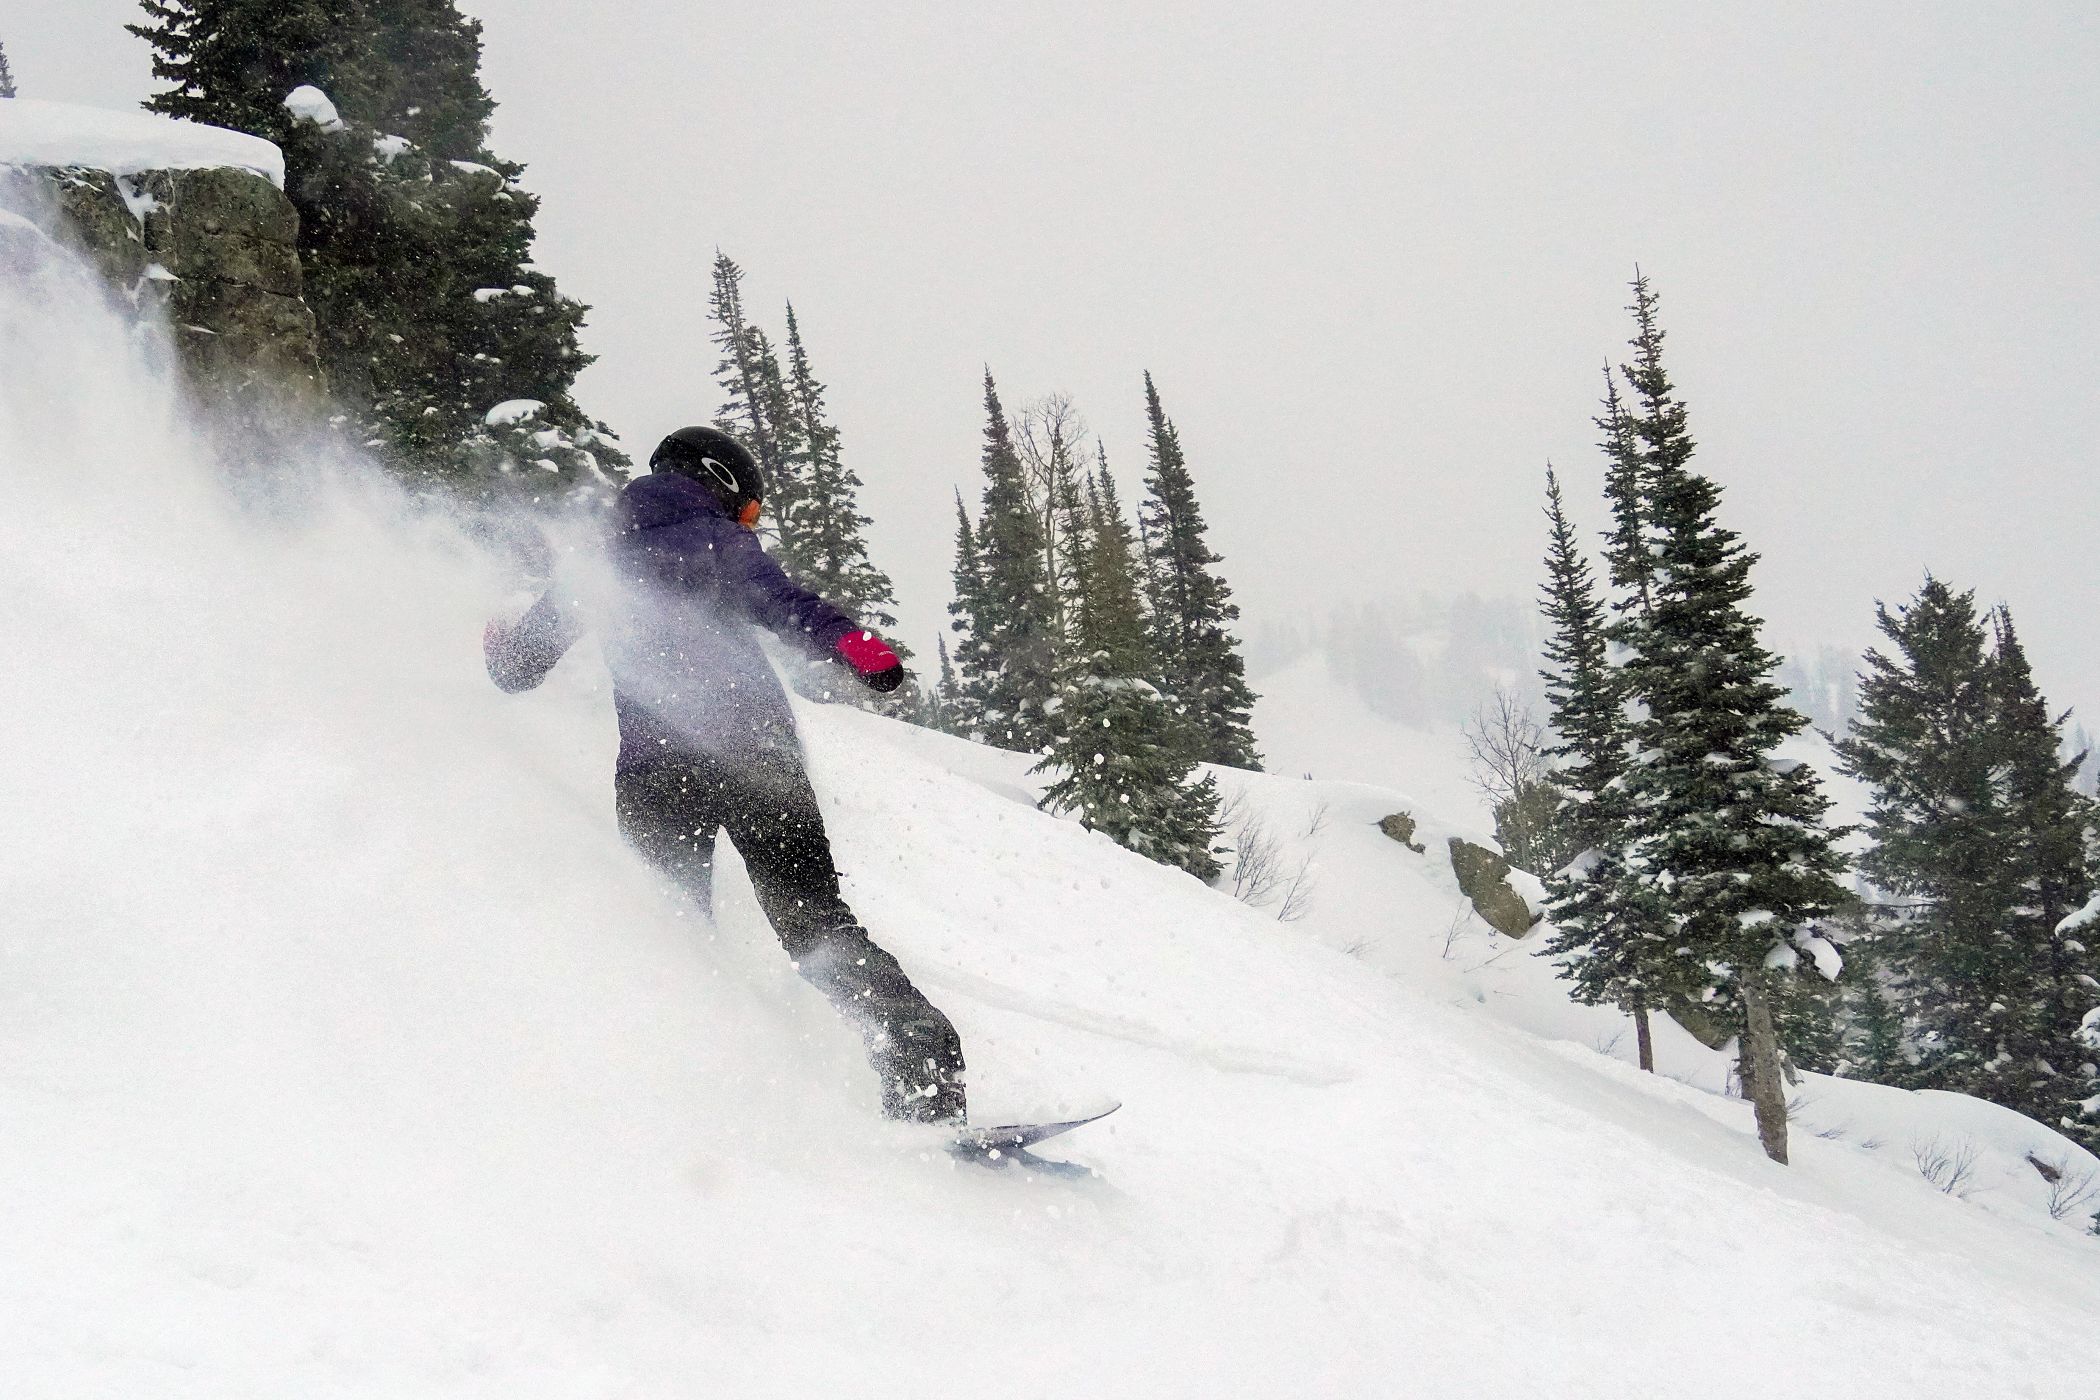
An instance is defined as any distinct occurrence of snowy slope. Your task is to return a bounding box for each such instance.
[1252,650,1875,840]
[1253,651,1489,825]
[3,231,2099,1399]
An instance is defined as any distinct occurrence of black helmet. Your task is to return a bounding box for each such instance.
[650,425,765,513]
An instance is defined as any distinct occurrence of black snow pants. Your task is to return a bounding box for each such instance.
[615,747,967,1124]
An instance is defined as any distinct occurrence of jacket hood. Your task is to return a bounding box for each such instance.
[623,469,731,530]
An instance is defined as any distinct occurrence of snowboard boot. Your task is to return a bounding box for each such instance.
[794,931,967,1125]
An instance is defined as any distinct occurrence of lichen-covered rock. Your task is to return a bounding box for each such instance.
[0,161,323,427]
[44,168,147,287]
[1446,837,1542,938]
[146,167,302,296]
[1377,812,1426,854]
[168,276,322,395]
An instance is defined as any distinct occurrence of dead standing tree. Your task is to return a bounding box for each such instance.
[1461,687,1566,875]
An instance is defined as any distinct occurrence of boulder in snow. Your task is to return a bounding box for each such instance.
[1376,812,1426,854]
[1445,837,1543,938]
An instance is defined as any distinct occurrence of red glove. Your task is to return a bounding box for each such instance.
[836,630,905,693]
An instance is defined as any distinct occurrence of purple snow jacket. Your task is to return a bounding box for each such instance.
[485,470,858,770]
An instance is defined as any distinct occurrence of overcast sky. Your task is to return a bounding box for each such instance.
[16,2,2099,717]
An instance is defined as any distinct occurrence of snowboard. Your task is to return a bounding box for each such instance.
[948,1102,1119,1176]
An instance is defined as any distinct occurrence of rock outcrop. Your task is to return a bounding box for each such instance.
[1444,837,1542,938]
[1376,813,1427,854]
[1376,811,1544,938]
[1,102,322,437]
[5,162,324,424]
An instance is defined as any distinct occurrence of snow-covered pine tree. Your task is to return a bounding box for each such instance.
[1537,464,1662,1071]
[1037,463,1220,879]
[1610,275,1850,1164]
[1836,583,2100,1147]
[944,491,991,740]
[956,371,1058,752]
[1982,608,2099,1147]
[131,0,624,499]
[1837,577,2006,1082]
[1137,372,1260,770]
[0,38,18,99]
[131,0,351,133]
[1538,466,1623,857]
[1597,368,1654,611]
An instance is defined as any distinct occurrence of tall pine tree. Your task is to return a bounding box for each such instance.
[1537,463,1662,1071]
[1537,466,1624,855]
[1037,462,1220,879]
[1981,607,2099,1148]
[778,303,899,630]
[0,38,18,98]
[707,256,806,544]
[130,0,622,496]
[1609,275,1850,1163]
[1137,372,1260,770]
[950,372,1057,752]
[1543,354,1694,1073]
[945,492,992,740]
[1839,581,2100,1148]
[1838,577,2006,1083]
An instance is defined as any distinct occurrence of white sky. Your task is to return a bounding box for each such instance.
[15,1,2099,716]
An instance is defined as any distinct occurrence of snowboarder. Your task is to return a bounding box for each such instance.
[482,425,967,1124]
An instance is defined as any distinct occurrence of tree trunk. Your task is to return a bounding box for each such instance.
[1739,975,1789,1165]
[1632,997,1655,1073]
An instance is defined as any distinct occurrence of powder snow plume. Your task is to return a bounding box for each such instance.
[3,228,2100,1398]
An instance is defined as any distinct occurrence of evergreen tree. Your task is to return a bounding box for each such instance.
[1537,463,1662,1071]
[130,0,623,497]
[1843,586,2100,1145]
[1837,577,1999,946]
[1988,608,2100,1150]
[1537,466,1623,851]
[0,39,18,99]
[131,0,351,137]
[1137,372,1261,770]
[944,492,990,739]
[928,636,961,736]
[707,256,801,535]
[1037,463,1220,879]
[1040,429,1092,644]
[778,303,900,631]
[1838,585,2054,1115]
[956,371,1058,751]
[1610,275,1851,1163]
[1597,368,1655,611]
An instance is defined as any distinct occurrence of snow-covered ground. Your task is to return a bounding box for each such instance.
[3,219,2099,1398]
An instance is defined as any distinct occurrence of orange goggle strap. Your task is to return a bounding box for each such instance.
[738,499,762,527]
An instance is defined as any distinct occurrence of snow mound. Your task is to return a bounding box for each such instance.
[0,98,284,187]
[281,85,344,135]
[485,397,546,425]
[2,232,2098,1397]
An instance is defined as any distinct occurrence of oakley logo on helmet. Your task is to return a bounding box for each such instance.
[698,455,742,497]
